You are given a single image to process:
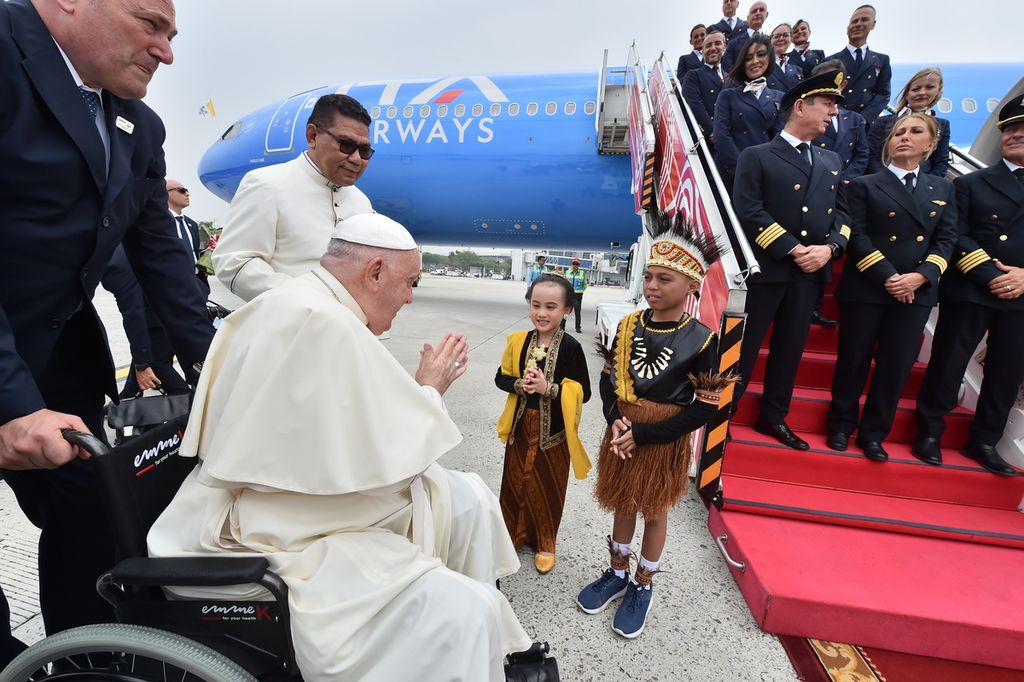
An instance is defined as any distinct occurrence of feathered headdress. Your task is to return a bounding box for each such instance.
[647,213,727,283]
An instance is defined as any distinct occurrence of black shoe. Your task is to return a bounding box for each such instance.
[825,432,850,451]
[855,436,889,462]
[575,328,582,334]
[811,310,838,327]
[911,437,943,465]
[753,417,809,450]
[960,442,1018,476]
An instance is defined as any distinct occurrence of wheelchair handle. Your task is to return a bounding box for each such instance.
[62,428,110,458]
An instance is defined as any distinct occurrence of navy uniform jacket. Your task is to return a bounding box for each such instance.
[939,163,1024,311]
[713,85,783,185]
[100,247,154,367]
[0,0,214,423]
[826,47,892,123]
[682,64,724,138]
[707,17,749,43]
[836,170,957,307]
[795,47,825,77]
[766,54,805,93]
[867,113,951,178]
[733,136,851,284]
[813,108,870,181]
[676,51,703,81]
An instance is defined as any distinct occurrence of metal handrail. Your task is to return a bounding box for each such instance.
[949,145,986,171]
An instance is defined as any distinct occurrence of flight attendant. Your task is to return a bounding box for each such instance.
[713,34,783,190]
[867,67,951,177]
[827,113,957,461]
[766,23,805,93]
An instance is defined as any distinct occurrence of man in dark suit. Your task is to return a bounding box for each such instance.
[167,178,210,297]
[791,19,824,77]
[0,0,213,656]
[825,5,891,125]
[722,1,769,72]
[682,30,726,148]
[913,96,1024,475]
[707,0,748,44]
[731,70,851,449]
[811,63,870,183]
[676,24,706,82]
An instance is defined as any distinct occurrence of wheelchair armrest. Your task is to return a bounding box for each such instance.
[108,556,271,587]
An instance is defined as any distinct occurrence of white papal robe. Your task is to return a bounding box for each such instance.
[148,267,532,681]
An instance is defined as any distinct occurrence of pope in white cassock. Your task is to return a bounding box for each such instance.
[148,213,535,680]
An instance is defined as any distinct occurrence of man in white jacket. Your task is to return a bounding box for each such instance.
[213,94,374,302]
[151,214,535,680]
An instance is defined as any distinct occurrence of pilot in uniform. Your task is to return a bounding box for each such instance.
[913,97,1024,475]
[682,31,726,150]
[826,44,891,125]
[731,71,851,450]
[826,116,957,460]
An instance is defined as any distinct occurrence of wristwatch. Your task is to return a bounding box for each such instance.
[827,242,841,259]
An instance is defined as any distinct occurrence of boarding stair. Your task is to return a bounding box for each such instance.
[623,50,1024,671]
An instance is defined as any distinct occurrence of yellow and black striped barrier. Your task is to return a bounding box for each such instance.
[697,311,745,507]
[640,153,656,211]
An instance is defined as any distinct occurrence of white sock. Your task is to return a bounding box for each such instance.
[634,555,660,590]
[613,568,627,579]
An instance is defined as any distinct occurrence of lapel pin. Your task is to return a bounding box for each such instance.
[830,170,839,176]
[115,116,135,134]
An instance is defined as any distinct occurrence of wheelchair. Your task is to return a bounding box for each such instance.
[1,418,559,681]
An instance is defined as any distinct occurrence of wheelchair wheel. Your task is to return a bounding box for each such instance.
[0,624,257,682]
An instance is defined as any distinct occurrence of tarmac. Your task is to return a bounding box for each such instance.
[1,273,797,681]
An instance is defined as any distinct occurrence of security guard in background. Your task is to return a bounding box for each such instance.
[913,96,1024,475]
[732,70,851,450]
[527,254,549,284]
[826,113,957,461]
[566,258,589,333]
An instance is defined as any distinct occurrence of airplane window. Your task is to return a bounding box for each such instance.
[527,102,539,116]
[490,103,501,116]
[437,104,449,117]
[403,105,414,118]
[370,106,381,119]
[420,105,431,117]
[545,102,557,115]
[508,103,520,116]
[386,106,397,119]
[455,104,466,117]
[472,104,483,116]
[584,101,597,115]
[937,98,952,114]
[565,102,577,115]
[220,120,243,140]
[988,98,1000,113]
[962,98,977,114]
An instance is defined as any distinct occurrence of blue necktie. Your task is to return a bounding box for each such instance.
[855,47,863,70]
[78,86,100,120]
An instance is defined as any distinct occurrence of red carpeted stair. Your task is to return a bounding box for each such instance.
[710,258,1024,670]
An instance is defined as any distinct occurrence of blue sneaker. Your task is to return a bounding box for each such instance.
[576,568,629,614]
[612,582,654,638]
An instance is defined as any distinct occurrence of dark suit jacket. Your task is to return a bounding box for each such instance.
[676,51,703,81]
[836,170,957,307]
[939,162,1024,310]
[733,136,851,284]
[795,47,825,76]
[707,17,749,43]
[713,85,783,186]
[0,0,213,423]
[682,64,724,138]
[766,54,805,93]
[100,247,153,367]
[813,108,869,181]
[826,47,891,123]
[866,113,951,178]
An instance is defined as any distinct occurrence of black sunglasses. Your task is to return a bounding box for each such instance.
[316,125,375,160]
[170,187,189,194]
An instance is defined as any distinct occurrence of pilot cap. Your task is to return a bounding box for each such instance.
[330,213,417,250]
[997,93,1024,130]
[781,69,846,110]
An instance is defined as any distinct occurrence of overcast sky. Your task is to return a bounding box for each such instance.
[150,0,1023,228]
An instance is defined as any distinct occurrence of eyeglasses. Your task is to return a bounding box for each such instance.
[169,187,189,194]
[315,125,375,160]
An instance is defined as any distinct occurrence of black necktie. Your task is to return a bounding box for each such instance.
[904,172,916,192]
[1014,168,1024,187]
[78,86,100,120]
[855,47,863,69]
[797,142,812,167]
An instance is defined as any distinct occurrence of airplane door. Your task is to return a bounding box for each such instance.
[264,86,334,154]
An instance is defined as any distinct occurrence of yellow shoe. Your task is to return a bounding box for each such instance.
[534,553,556,574]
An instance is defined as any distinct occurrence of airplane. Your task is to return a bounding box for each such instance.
[197,62,1022,250]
